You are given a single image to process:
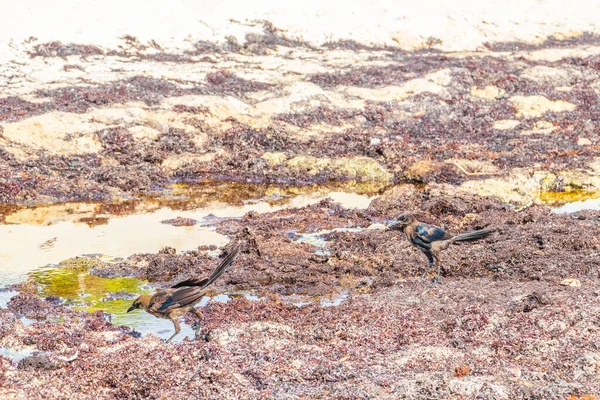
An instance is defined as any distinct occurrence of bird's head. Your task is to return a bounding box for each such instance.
[127,295,152,313]
[387,212,415,230]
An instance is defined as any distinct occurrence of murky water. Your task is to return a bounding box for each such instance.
[293,224,386,255]
[539,190,600,213]
[22,266,260,342]
[0,181,384,282]
[0,290,18,308]
[552,197,600,214]
[0,181,381,341]
[2,181,598,343]
[0,347,35,363]
[539,190,600,205]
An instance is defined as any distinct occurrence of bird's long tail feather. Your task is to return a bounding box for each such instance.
[171,243,242,289]
[202,243,241,288]
[453,229,494,242]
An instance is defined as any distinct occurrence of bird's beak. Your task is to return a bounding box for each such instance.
[386,220,399,230]
[127,304,136,313]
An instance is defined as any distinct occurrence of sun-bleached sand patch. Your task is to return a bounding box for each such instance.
[509,95,576,118]
[520,120,556,135]
[471,86,505,100]
[492,120,520,130]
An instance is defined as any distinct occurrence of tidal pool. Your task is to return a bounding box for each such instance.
[552,197,600,214]
[29,266,238,343]
[3,180,596,342]
[539,190,600,213]
[0,181,385,282]
[27,265,350,343]
[0,181,385,341]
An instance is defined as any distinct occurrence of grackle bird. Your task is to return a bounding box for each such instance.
[127,243,241,343]
[388,213,493,284]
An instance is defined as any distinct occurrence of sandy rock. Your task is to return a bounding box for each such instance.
[250,322,294,334]
[555,86,573,92]
[162,95,254,127]
[256,82,363,112]
[345,69,452,101]
[448,159,499,175]
[161,153,216,171]
[552,30,584,40]
[492,120,520,130]
[460,166,600,206]
[86,106,151,126]
[471,85,504,100]
[261,151,288,166]
[5,203,99,225]
[390,31,428,50]
[525,46,600,62]
[560,278,581,287]
[128,125,161,141]
[210,327,246,347]
[459,170,560,205]
[589,158,600,174]
[2,112,104,155]
[538,320,568,334]
[286,155,393,182]
[557,170,600,191]
[404,160,442,181]
[520,66,577,86]
[521,120,556,135]
[510,95,576,118]
[0,105,212,157]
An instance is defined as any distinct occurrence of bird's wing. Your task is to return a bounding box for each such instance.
[415,223,451,243]
[148,287,205,313]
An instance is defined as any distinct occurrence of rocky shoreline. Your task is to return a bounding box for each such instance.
[1,183,599,398]
[1,28,600,208]
[1,21,600,400]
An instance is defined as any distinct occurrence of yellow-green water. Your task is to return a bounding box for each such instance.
[32,267,150,313]
[0,181,386,341]
[29,265,229,342]
[0,181,386,280]
[2,181,599,342]
[538,190,600,205]
[537,190,600,214]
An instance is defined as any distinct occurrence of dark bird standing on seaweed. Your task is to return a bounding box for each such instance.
[388,213,493,284]
[127,243,241,343]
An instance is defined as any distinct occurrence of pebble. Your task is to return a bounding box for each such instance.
[560,278,581,287]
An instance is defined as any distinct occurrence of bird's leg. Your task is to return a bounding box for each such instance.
[421,252,435,280]
[433,263,442,285]
[421,262,434,280]
[190,307,203,336]
[165,316,181,344]
[432,255,442,285]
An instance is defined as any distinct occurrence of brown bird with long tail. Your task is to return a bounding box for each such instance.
[388,213,493,284]
[127,243,241,343]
